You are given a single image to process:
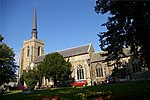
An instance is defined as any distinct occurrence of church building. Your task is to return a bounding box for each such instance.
[18,7,149,87]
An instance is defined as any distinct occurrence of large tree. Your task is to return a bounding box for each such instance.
[41,52,72,87]
[23,68,38,90]
[0,35,17,85]
[95,0,150,68]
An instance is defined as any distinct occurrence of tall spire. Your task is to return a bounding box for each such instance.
[31,5,38,39]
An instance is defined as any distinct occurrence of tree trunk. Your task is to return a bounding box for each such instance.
[54,78,57,87]
[38,78,42,88]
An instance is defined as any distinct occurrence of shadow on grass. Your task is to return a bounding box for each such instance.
[0,87,85,100]
[1,80,150,100]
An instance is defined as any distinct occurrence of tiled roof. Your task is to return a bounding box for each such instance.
[33,55,45,64]
[33,44,91,64]
[58,44,90,57]
[91,48,130,63]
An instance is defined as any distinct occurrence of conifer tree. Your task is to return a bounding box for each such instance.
[95,0,150,68]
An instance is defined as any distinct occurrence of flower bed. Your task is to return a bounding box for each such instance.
[74,91,114,100]
[34,96,60,100]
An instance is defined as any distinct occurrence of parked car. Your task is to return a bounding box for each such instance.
[71,80,88,87]
[57,80,72,87]
[107,77,116,83]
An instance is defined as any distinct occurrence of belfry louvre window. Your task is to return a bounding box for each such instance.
[96,64,103,77]
[38,46,41,56]
[77,65,84,80]
[27,46,30,57]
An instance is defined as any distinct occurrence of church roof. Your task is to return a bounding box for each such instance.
[33,54,46,64]
[58,44,91,57]
[91,51,107,63]
[33,44,91,64]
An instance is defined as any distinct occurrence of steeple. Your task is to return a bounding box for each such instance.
[31,5,38,39]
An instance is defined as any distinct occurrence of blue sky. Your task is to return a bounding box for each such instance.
[1,0,108,65]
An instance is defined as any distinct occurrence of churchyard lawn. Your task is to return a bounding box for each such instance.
[0,80,150,100]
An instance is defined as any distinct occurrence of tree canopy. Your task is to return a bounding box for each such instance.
[39,52,72,87]
[95,0,150,68]
[0,35,17,85]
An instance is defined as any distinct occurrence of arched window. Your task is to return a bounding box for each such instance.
[96,64,103,77]
[77,65,84,80]
[38,46,41,56]
[132,58,142,73]
[27,46,30,57]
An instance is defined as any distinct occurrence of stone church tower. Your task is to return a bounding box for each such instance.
[18,6,44,85]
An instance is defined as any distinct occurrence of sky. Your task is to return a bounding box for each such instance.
[1,0,108,65]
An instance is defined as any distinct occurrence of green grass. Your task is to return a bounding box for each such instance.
[1,80,150,100]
